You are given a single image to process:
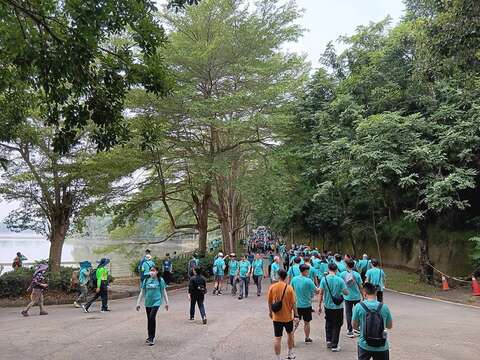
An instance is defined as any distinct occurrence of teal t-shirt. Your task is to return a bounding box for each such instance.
[357,259,371,272]
[228,260,239,276]
[352,300,392,352]
[252,259,264,276]
[318,262,329,278]
[287,264,301,278]
[238,260,250,277]
[312,258,321,270]
[335,261,347,273]
[291,275,317,308]
[339,270,362,301]
[142,259,155,276]
[271,262,280,281]
[213,258,226,276]
[366,268,385,291]
[142,277,166,307]
[320,274,347,309]
[308,265,317,283]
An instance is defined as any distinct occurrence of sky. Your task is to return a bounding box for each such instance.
[0,0,405,222]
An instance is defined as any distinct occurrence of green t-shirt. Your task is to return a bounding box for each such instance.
[352,300,392,352]
[287,264,301,278]
[366,268,385,291]
[252,259,264,276]
[320,274,347,309]
[339,270,362,301]
[271,262,280,281]
[291,275,317,308]
[96,267,109,288]
[228,260,239,276]
[142,277,166,307]
[238,260,250,277]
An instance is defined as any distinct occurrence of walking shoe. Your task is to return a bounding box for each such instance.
[103,309,111,312]
[217,291,222,296]
[326,341,332,349]
[74,301,81,308]
[305,337,313,344]
[238,296,243,300]
[189,318,194,321]
[331,346,341,352]
[148,339,155,346]
[353,329,361,336]
[39,311,48,315]
[286,352,296,359]
[212,289,217,295]
[145,338,151,344]
[346,331,355,338]
[202,318,207,325]
[257,293,261,297]
[82,305,89,313]
[100,310,106,313]
[21,310,29,317]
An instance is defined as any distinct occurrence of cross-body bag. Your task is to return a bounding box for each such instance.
[271,283,288,313]
[325,276,344,305]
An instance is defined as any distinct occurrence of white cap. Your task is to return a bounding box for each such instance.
[218,252,223,257]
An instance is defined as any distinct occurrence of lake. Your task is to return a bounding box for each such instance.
[0,235,198,277]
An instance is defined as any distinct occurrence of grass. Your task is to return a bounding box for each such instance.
[385,267,438,296]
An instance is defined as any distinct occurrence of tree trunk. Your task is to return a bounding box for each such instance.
[48,221,68,273]
[418,222,433,283]
[371,208,383,267]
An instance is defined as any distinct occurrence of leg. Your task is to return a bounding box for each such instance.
[38,292,46,314]
[324,308,333,344]
[274,336,282,356]
[24,289,40,313]
[145,307,152,339]
[148,306,159,340]
[100,282,108,311]
[197,297,206,319]
[304,321,310,339]
[273,322,283,356]
[190,297,196,319]
[245,277,249,297]
[238,278,244,298]
[358,346,373,360]
[84,290,100,310]
[285,321,295,357]
[331,308,343,348]
[257,275,262,295]
[345,300,354,333]
[372,350,389,360]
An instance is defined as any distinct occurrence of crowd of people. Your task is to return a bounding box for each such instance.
[15,243,392,359]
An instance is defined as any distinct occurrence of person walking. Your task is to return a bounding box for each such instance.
[270,256,281,283]
[213,252,226,295]
[141,254,155,283]
[252,253,265,296]
[74,261,91,308]
[21,264,49,317]
[319,262,349,352]
[340,259,363,337]
[187,253,200,280]
[287,257,302,283]
[291,264,319,344]
[188,267,208,324]
[268,269,299,360]
[227,253,239,296]
[352,282,393,360]
[237,255,251,300]
[12,252,27,270]
[162,253,174,285]
[365,259,386,302]
[356,254,371,283]
[136,266,169,346]
[83,258,110,313]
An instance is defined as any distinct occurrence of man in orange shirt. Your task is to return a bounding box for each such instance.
[268,269,300,360]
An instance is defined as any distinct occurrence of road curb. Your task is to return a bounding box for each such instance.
[385,288,480,309]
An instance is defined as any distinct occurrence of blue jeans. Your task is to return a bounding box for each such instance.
[190,296,206,319]
[239,277,249,298]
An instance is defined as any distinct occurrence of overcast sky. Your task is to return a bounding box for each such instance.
[0,0,405,221]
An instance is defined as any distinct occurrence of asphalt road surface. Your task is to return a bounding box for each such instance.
[1,280,478,360]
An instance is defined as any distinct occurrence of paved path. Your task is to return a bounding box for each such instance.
[1,280,478,360]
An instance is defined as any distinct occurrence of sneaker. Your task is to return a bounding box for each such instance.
[103,309,111,312]
[238,296,243,300]
[257,294,261,297]
[346,331,355,338]
[202,318,207,325]
[326,341,332,349]
[145,338,151,344]
[331,346,341,352]
[82,305,89,313]
[189,318,194,321]
[39,311,48,315]
[286,353,296,359]
[305,337,313,344]
[21,310,29,317]
[212,289,217,295]
[353,329,361,336]
[217,291,222,296]
[148,339,155,346]
[74,301,81,308]
[100,310,106,313]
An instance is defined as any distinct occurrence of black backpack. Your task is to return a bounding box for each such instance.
[360,302,386,347]
[89,268,97,289]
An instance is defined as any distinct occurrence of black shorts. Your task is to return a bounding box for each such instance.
[273,321,294,337]
[297,307,313,322]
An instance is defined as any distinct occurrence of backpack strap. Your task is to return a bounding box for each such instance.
[376,303,383,313]
[360,301,372,313]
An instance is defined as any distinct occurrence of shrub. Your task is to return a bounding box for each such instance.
[0,266,78,298]
[131,252,216,284]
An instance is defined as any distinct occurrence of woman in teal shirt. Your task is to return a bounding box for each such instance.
[252,253,265,296]
[136,266,169,346]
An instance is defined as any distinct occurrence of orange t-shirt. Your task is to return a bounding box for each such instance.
[267,281,296,323]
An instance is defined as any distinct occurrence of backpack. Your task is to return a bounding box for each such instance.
[140,261,152,282]
[163,260,171,272]
[70,270,80,289]
[360,302,386,347]
[345,271,356,287]
[89,268,97,289]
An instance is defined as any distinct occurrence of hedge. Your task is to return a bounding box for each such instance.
[0,266,76,298]
[131,252,217,284]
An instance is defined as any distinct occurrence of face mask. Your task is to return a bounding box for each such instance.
[149,271,157,277]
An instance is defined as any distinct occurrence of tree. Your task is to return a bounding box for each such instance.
[113,0,307,255]
[0,0,172,152]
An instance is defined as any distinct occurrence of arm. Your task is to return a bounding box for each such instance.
[96,269,102,290]
[318,288,324,313]
[136,288,144,310]
[163,286,169,311]
[352,319,359,331]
